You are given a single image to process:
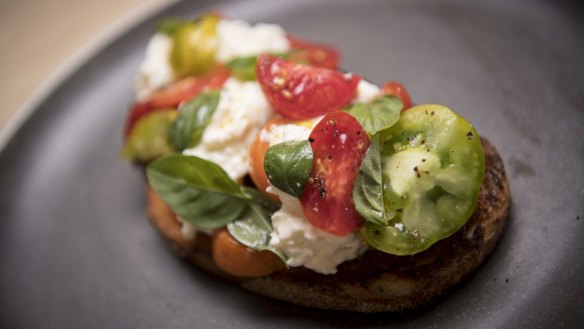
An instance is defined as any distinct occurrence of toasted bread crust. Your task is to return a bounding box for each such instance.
[146,137,511,312]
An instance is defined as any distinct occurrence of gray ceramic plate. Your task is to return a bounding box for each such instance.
[1,0,583,328]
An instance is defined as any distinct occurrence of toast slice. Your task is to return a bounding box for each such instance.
[146,137,511,312]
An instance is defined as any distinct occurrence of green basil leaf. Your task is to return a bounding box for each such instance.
[344,95,402,136]
[156,19,187,36]
[121,110,176,163]
[264,140,313,198]
[227,188,286,261]
[226,56,258,81]
[146,154,249,229]
[353,134,388,225]
[171,91,220,151]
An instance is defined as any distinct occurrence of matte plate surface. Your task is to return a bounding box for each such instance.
[1,0,583,328]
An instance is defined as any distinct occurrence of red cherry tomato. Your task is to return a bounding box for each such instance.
[287,36,340,70]
[256,54,361,120]
[300,111,370,236]
[149,65,230,108]
[381,81,412,111]
[123,66,230,138]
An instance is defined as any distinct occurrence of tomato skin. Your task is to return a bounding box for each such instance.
[150,65,230,108]
[381,81,412,111]
[212,229,286,277]
[249,116,291,199]
[123,66,229,139]
[256,54,361,120]
[300,111,370,236]
[123,103,171,139]
[287,36,340,70]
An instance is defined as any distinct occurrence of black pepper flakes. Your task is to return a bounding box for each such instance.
[308,137,315,143]
[319,188,327,198]
[466,131,474,140]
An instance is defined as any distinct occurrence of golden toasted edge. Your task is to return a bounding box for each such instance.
[144,137,511,312]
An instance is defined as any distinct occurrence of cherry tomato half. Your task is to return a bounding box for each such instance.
[249,116,291,199]
[256,54,361,120]
[300,111,370,236]
[287,36,340,70]
[381,81,412,111]
[123,66,229,138]
[212,229,285,277]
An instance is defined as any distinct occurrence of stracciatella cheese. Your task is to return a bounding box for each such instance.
[134,33,175,100]
[354,79,381,103]
[216,20,290,62]
[183,78,273,182]
[268,186,367,274]
[176,217,198,241]
[260,119,366,275]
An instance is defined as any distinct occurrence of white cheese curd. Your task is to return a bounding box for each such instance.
[176,217,198,241]
[353,79,381,104]
[216,19,290,62]
[259,117,366,274]
[260,117,322,147]
[134,33,175,100]
[182,77,273,181]
[268,187,367,274]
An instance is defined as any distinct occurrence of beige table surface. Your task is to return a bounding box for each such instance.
[0,0,175,140]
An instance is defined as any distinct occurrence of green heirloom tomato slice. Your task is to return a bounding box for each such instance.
[121,110,176,163]
[170,14,219,77]
[362,104,485,255]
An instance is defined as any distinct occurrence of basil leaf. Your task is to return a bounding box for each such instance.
[156,19,187,36]
[264,140,313,198]
[121,111,176,163]
[344,95,402,136]
[146,154,249,229]
[226,56,258,81]
[171,91,220,151]
[228,188,286,261]
[353,134,388,225]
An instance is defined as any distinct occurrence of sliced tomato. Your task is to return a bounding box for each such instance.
[363,105,485,255]
[287,36,340,69]
[123,66,229,138]
[249,116,291,199]
[256,54,360,120]
[381,81,412,111]
[300,111,370,236]
[149,65,230,108]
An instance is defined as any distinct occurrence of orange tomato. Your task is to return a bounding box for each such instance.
[212,229,285,277]
[249,116,291,198]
